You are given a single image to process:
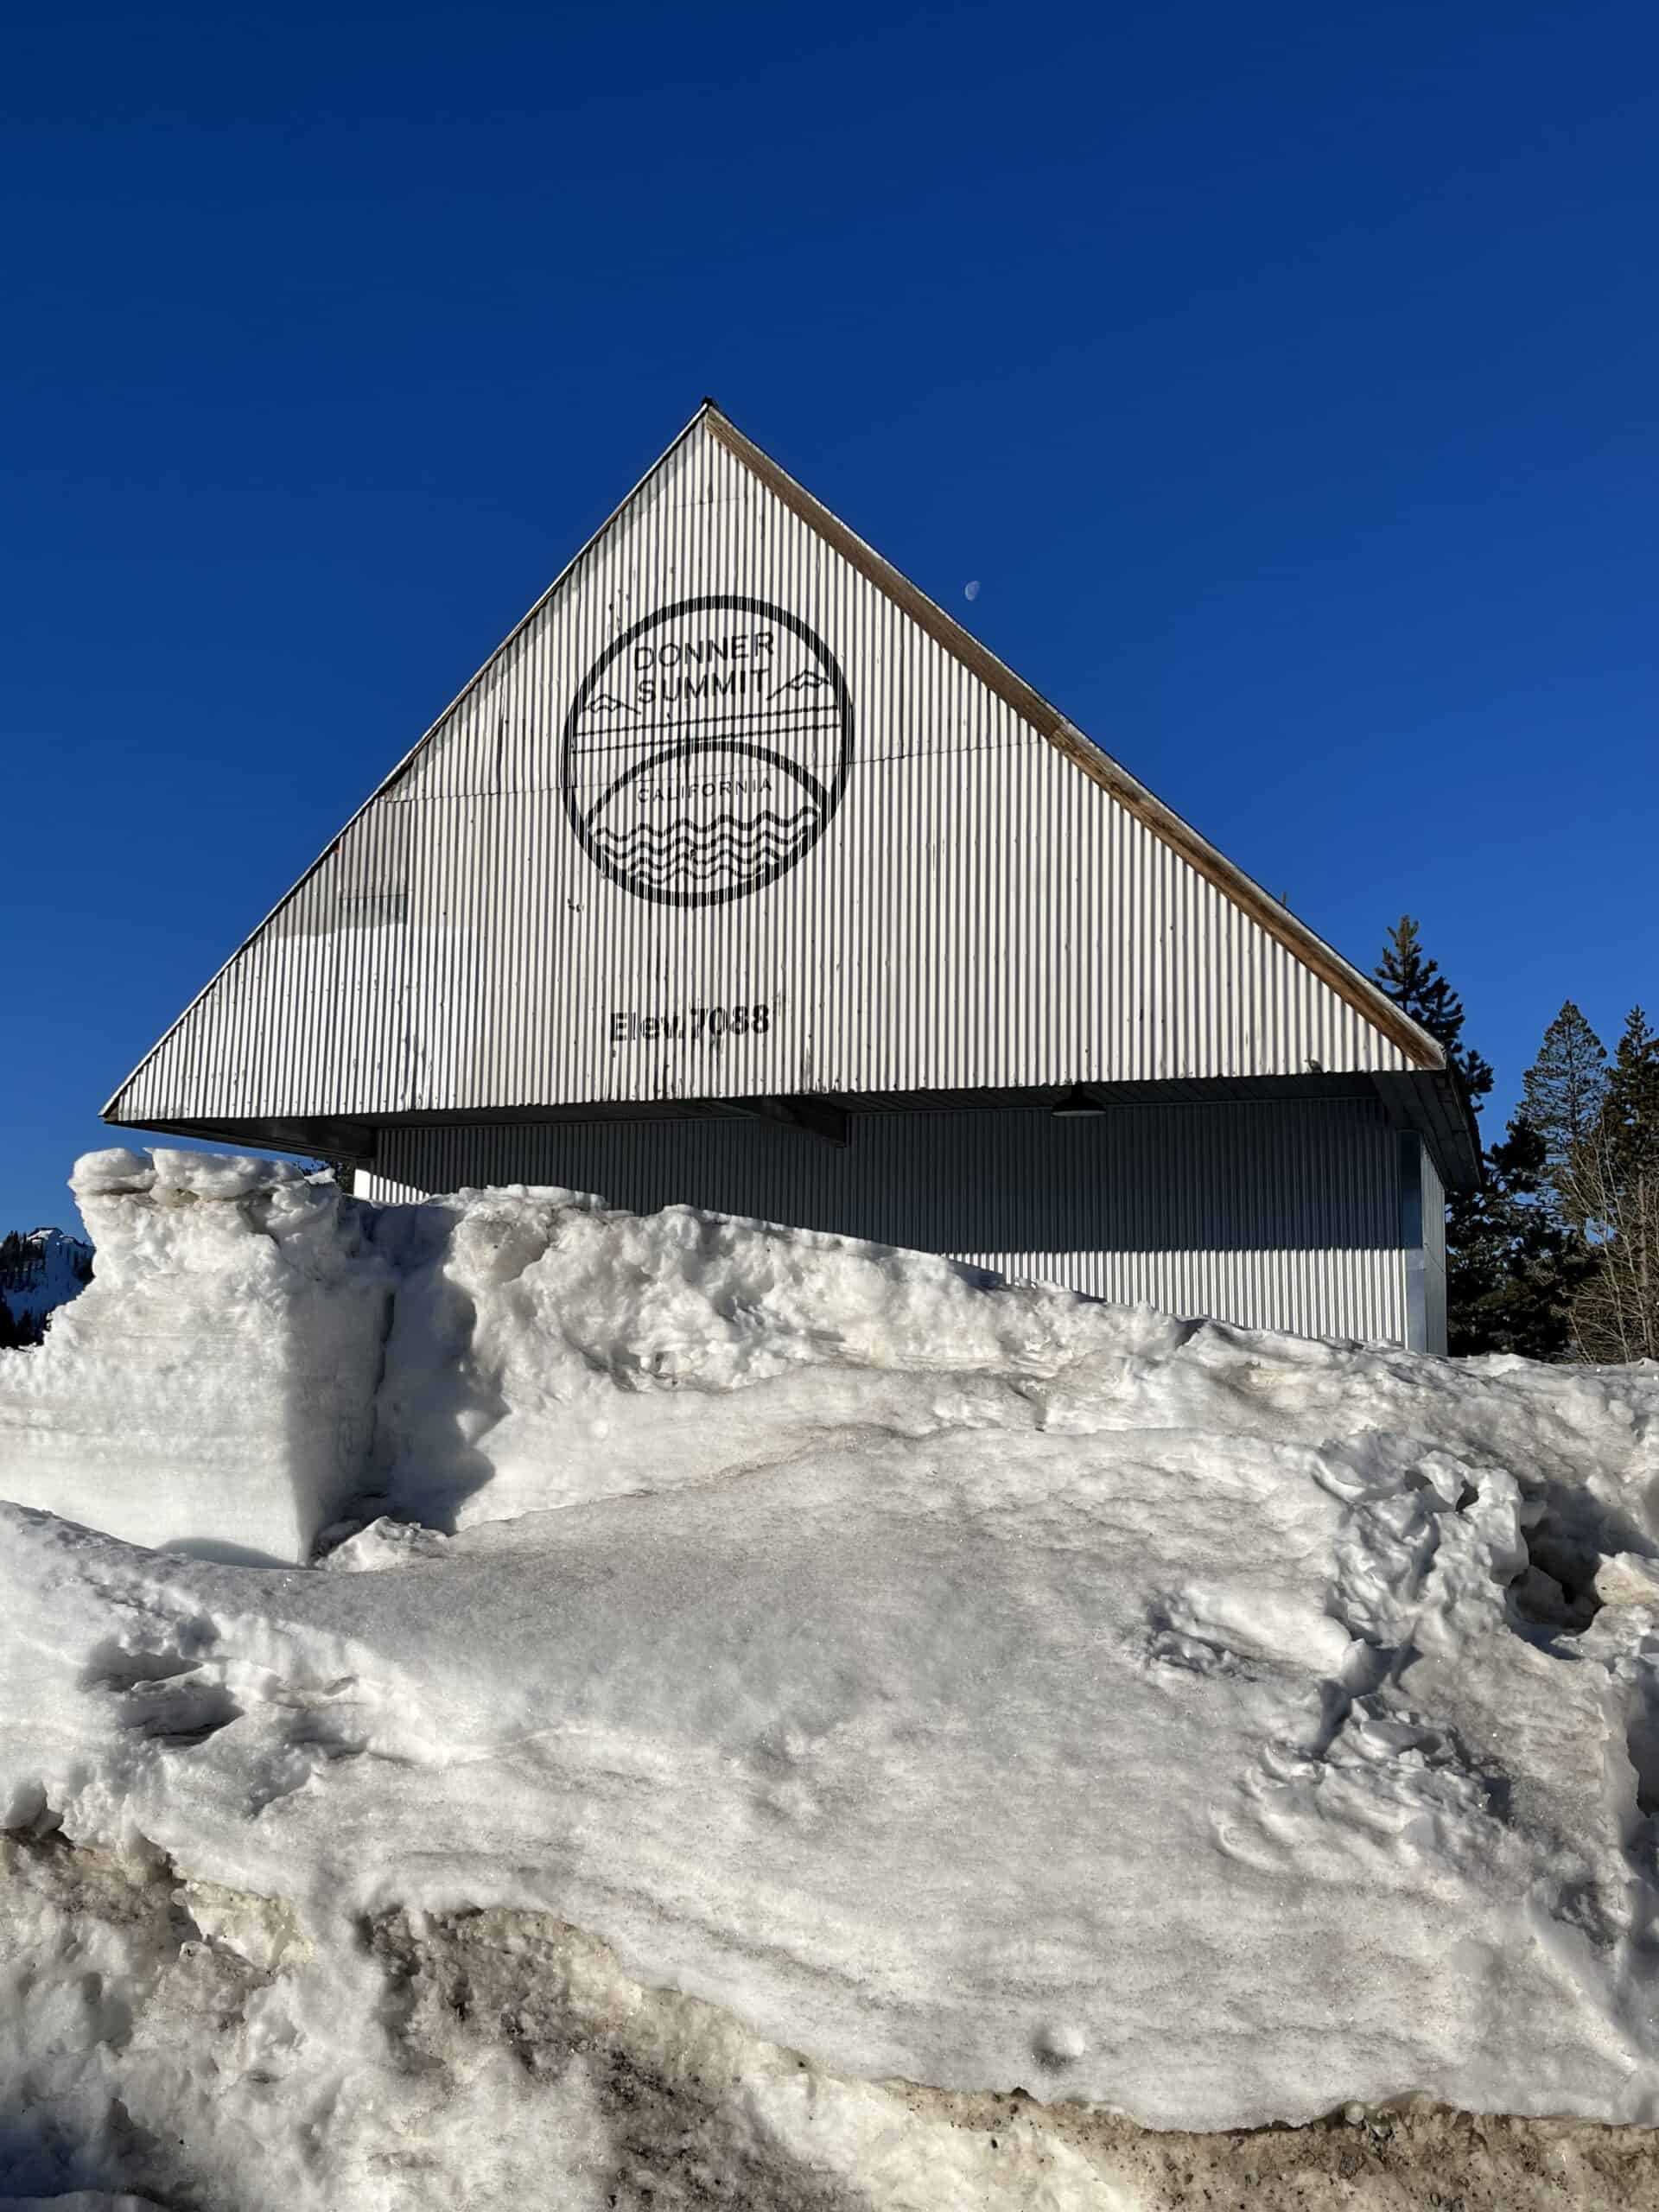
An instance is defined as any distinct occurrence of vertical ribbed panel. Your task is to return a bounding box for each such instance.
[1421,1145,1449,1355]
[359,1096,1410,1347]
[111,418,1415,1126]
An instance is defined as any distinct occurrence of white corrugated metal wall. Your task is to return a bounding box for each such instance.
[111,416,1416,1129]
[358,1094,1411,1344]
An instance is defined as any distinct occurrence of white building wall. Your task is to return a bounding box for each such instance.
[359,1095,1412,1347]
[111,416,1422,1133]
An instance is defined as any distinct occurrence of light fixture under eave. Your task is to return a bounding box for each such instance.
[1052,1087,1108,1118]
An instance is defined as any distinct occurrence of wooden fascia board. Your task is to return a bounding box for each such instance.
[708,410,1443,1077]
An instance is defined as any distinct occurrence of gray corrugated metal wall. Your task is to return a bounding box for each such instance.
[112,417,1416,1129]
[1421,1142,1448,1355]
[359,1095,1410,1344]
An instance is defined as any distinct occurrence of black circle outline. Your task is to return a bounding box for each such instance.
[560,594,854,908]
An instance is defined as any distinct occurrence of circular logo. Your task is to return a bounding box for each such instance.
[560,594,854,907]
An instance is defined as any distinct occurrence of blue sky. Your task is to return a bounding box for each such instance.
[3,0,1656,1231]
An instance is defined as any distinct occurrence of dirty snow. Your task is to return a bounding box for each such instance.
[2,1150,1659,2206]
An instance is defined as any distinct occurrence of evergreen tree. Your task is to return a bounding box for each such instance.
[1566,1007,1659,1362]
[1443,1114,1590,1359]
[1374,916,1495,1118]
[1521,1001,1608,1227]
[1373,916,1579,1356]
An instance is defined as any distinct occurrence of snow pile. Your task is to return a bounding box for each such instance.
[0,1152,389,1563]
[366,1183,1659,1587]
[367,1180,1124,1526]
[0,1224,92,1335]
[3,1153,1659,2205]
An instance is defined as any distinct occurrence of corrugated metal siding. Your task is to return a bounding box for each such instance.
[359,1096,1409,1345]
[1421,1143,1448,1354]
[113,420,1414,1128]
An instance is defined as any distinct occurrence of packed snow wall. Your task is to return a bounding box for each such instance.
[0,1146,1652,1567]
[0,1151,389,1563]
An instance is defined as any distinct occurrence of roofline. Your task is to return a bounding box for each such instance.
[103,403,721,1119]
[105,397,1454,1125]
[702,406,1448,1080]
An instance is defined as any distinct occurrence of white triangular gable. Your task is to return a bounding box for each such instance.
[107,408,1438,1131]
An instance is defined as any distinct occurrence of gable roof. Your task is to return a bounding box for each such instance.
[699,406,1440,1072]
[105,402,1466,1171]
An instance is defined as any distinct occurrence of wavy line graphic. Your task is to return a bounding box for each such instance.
[626,856,795,889]
[598,844,808,879]
[593,820,810,851]
[597,831,818,862]
[592,804,820,891]
[591,807,818,855]
[601,851,812,888]
[595,804,818,827]
[597,809,818,840]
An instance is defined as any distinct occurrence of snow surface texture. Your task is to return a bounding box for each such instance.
[0,1153,387,1564]
[3,1153,1659,2203]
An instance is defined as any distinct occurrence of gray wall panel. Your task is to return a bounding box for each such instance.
[359,1096,1409,1345]
[1421,1143,1448,1355]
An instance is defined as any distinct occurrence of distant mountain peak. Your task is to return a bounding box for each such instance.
[0,1224,93,1347]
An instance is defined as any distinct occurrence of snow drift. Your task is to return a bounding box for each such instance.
[3,1149,1659,2206]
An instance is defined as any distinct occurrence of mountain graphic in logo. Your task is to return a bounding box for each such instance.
[579,690,638,723]
[560,595,854,909]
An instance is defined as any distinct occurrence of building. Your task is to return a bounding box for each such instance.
[105,403,1475,1351]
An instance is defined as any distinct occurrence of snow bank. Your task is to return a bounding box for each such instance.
[4,1428,1656,2144]
[366,1180,1122,1526]
[0,1152,389,1564]
[9,1153,1654,1586]
[3,1152,1659,2204]
[367,1182,1659,1590]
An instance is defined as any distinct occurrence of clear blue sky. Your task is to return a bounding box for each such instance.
[3,1,1656,1232]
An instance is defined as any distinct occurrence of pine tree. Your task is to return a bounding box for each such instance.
[1371,917,1599,1357]
[1566,1007,1659,1362]
[1521,1002,1608,1227]
[1375,917,1510,1351]
[1374,917,1494,1118]
[1443,1114,1590,1358]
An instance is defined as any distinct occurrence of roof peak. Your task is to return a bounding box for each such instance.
[101,403,1466,1179]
